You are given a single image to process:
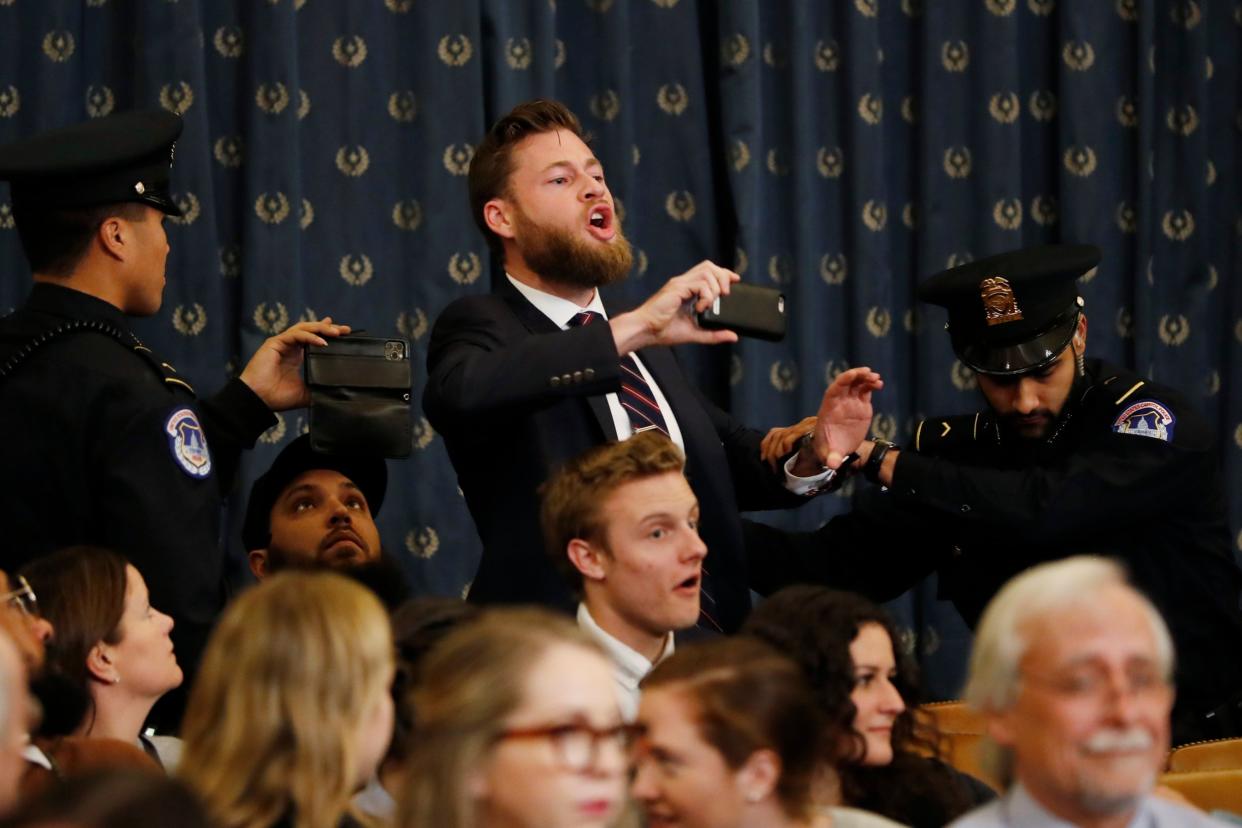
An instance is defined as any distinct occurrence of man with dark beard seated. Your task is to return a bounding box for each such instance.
[241,435,409,608]
[423,98,881,632]
[753,244,1242,746]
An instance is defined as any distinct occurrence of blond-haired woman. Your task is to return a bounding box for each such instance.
[179,572,394,828]
[397,607,632,828]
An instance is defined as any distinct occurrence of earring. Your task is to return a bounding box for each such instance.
[1071,340,1085,377]
[746,791,762,804]
[112,676,120,685]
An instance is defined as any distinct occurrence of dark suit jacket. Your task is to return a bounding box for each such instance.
[423,278,801,632]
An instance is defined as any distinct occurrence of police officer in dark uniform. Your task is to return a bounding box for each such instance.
[751,244,1242,744]
[0,110,350,724]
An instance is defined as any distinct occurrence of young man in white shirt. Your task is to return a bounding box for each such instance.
[540,431,706,720]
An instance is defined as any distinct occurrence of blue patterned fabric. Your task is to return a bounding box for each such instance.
[1,0,1238,698]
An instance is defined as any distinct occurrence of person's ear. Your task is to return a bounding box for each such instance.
[1074,314,1088,351]
[567,538,607,582]
[986,709,1018,749]
[735,749,781,805]
[483,198,516,240]
[97,216,128,262]
[85,643,116,684]
[248,549,270,580]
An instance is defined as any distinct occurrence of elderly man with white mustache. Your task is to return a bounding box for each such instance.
[950,556,1227,828]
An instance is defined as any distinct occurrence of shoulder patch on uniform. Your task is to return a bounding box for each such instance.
[164,408,212,478]
[1112,399,1175,443]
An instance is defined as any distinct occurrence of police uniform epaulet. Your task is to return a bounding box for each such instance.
[913,412,993,454]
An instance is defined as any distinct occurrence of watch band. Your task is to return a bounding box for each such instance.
[863,438,897,485]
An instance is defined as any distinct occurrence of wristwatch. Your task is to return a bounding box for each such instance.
[863,438,897,485]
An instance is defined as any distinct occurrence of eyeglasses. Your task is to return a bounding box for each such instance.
[497,721,638,772]
[0,576,38,618]
[1022,663,1171,705]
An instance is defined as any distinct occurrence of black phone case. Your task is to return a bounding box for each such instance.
[304,335,413,458]
[696,283,787,342]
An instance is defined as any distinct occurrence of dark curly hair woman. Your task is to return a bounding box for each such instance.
[743,586,994,828]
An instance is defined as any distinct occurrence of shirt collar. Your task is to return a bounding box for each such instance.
[507,273,607,330]
[1006,782,1153,828]
[577,603,673,691]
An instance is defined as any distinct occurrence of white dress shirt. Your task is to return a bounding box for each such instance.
[577,603,673,722]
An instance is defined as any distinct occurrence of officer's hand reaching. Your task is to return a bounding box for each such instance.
[240,318,351,411]
[608,261,740,355]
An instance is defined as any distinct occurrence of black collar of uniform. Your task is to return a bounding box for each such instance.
[24,282,132,331]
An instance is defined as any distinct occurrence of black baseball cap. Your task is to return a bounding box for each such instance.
[0,109,184,216]
[917,244,1099,376]
[242,435,388,552]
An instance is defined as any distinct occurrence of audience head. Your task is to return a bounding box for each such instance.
[964,556,1174,821]
[744,586,914,768]
[468,99,587,261]
[398,607,628,828]
[179,571,394,828]
[0,572,51,669]
[468,99,632,287]
[2,110,184,317]
[242,435,387,579]
[632,637,825,828]
[0,768,210,828]
[383,598,482,774]
[540,432,705,651]
[20,548,180,738]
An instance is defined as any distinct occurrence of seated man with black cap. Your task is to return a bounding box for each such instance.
[0,111,349,718]
[756,244,1242,744]
[242,434,387,580]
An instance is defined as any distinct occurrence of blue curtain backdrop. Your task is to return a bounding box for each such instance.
[1,0,1238,698]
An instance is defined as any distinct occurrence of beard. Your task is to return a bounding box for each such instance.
[511,204,633,290]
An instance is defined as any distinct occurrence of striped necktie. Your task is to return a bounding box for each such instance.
[570,311,670,438]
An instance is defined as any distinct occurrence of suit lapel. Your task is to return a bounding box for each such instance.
[497,279,618,441]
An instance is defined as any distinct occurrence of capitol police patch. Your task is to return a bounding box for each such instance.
[1112,400,1176,443]
[164,408,212,478]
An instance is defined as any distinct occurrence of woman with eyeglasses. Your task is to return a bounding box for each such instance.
[396,607,633,828]
[743,587,994,828]
[20,546,182,769]
[178,571,394,828]
[632,637,903,828]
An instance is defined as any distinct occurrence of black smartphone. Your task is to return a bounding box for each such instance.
[695,283,786,342]
[304,335,413,458]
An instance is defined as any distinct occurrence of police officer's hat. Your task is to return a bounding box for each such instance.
[242,435,388,552]
[917,244,1099,376]
[0,109,183,217]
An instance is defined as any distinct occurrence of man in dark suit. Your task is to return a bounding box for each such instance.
[424,99,880,631]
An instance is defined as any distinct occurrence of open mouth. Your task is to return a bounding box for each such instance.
[674,574,700,593]
[586,205,615,240]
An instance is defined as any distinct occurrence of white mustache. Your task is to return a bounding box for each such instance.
[1083,728,1153,753]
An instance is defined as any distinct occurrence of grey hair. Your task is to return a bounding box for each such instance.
[963,556,1175,785]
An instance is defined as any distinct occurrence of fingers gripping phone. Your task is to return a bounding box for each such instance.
[695,283,787,342]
